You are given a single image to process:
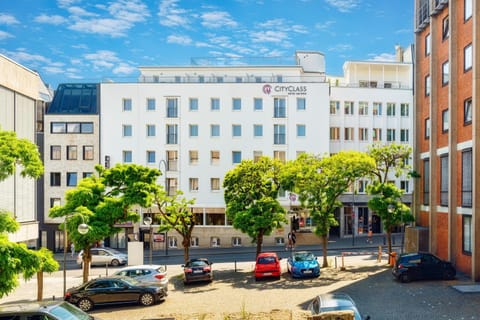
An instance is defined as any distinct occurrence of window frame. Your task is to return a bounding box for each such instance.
[122,98,132,111]
[83,145,94,160]
[440,154,449,206]
[442,15,449,40]
[189,98,199,111]
[425,118,431,139]
[442,61,449,86]
[464,98,472,125]
[465,0,472,21]
[232,98,242,111]
[51,145,61,160]
[189,124,199,137]
[296,124,306,137]
[464,43,473,72]
[253,124,263,137]
[297,97,306,111]
[442,109,449,133]
[66,172,78,187]
[66,145,78,160]
[425,33,431,56]
[462,148,473,208]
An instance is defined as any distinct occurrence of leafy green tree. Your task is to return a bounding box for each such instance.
[282,152,375,267]
[34,247,59,301]
[49,164,160,283]
[223,157,287,257]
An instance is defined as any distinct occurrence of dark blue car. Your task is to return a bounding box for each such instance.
[287,251,320,278]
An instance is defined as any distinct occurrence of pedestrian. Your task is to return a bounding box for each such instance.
[286,230,297,250]
[70,243,75,257]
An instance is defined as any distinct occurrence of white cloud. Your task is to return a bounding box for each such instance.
[369,53,396,62]
[84,50,120,69]
[69,18,130,37]
[108,0,150,23]
[158,0,190,27]
[324,0,360,13]
[328,44,353,52]
[167,34,193,45]
[0,30,13,40]
[250,30,288,43]
[34,14,68,25]
[0,13,19,25]
[113,62,137,75]
[201,11,238,29]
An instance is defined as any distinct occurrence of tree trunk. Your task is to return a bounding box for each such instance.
[182,237,190,264]
[321,234,329,267]
[82,247,91,283]
[387,230,392,256]
[37,271,43,301]
[256,231,264,258]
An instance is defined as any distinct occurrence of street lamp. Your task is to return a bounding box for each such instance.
[63,214,89,296]
[158,159,168,256]
[144,216,153,265]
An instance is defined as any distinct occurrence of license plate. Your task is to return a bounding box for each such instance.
[263,272,272,276]
[193,270,203,274]
[303,270,312,274]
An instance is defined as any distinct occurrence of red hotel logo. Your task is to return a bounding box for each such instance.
[262,84,272,94]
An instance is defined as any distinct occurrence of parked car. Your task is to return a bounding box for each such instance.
[287,251,320,278]
[392,251,456,283]
[308,293,369,320]
[64,276,166,312]
[0,300,99,319]
[182,258,213,284]
[113,264,168,293]
[254,252,282,281]
[76,247,127,267]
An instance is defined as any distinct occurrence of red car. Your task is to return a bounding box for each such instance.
[254,252,282,281]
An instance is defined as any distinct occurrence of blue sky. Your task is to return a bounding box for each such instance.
[0,0,413,89]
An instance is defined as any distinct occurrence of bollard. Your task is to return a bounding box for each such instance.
[335,256,337,269]
[234,260,237,272]
[377,246,382,262]
[340,253,346,271]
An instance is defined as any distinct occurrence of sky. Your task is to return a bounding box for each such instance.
[0,0,414,89]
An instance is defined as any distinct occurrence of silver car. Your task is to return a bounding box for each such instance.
[308,293,370,320]
[113,264,168,293]
[76,247,127,267]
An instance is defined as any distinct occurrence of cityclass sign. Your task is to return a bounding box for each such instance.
[262,84,307,95]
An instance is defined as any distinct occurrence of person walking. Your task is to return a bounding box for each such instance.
[286,230,297,250]
[70,243,75,257]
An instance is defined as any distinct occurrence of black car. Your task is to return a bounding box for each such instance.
[392,252,456,283]
[0,301,98,320]
[182,258,213,284]
[64,276,167,312]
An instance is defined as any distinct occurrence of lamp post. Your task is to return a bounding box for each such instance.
[144,216,153,265]
[63,214,89,296]
[158,159,168,256]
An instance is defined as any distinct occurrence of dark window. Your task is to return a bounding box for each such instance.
[463,215,472,253]
[464,98,472,124]
[67,172,78,186]
[442,109,449,132]
[462,149,472,207]
[442,16,449,40]
[166,124,178,144]
[425,118,430,139]
[423,159,429,205]
[50,172,61,186]
[440,155,448,206]
[167,98,178,117]
[274,98,286,118]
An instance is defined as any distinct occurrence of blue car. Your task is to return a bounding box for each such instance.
[287,251,320,278]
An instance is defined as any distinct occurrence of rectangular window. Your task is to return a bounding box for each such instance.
[83,146,94,160]
[442,61,449,85]
[330,127,340,140]
[122,125,132,137]
[442,109,449,132]
[166,98,178,118]
[211,124,220,137]
[254,98,263,111]
[50,197,61,208]
[425,33,431,56]
[387,129,396,142]
[211,178,220,191]
[464,43,472,71]
[400,129,409,142]
[425,75,431,96]
[253,124,263,137]
[67,123,81,133]
[274,124,286,144]
[232,124,242,137]
[358,180,368,193]
[123,150,132,163]
[465,0,472,21]
[51,145,61,160]
[297,124,306,137]
[400,103,409,116]
[358,101,368,115]
[373,102,382,116]
[359,128,368,141]
[400,181,409,193]
[232,151,242,164]
[463,215,472,253]
[274,98,286,118]
[146,124,156,137]
[372,128,382,141]
[167,150,178,171]
[123,98,132,111]
[273,151,286,163]
[330,101,340,115]
[232,98,241,111]
[235,77,243,83]
[83,172,93,178]
[66,172,77,186]
[51,122,66,133]
[147,151,156,163]
[344,127,354,141]
[464,98,472,124]
[81,123,94,133]
[442,16,449,40]
[211,98,220,111]
[344,101,354,115]
[297,98,306,111]
[211,151,220,165]
[423,158,430,205]
[189,98,199,111]
[189,150,199,164]
[425,118,431,139]
[253,151,262,162]
[166,178,177,196]
[462,149,472,207]
[50,172,61,186]
[440,155,449,206]
[147,98,156,111]
[166,124,178,144]
[189,178,199,191]
[67,145,77,160]
[189,124,199,137]
[386,103,396,116]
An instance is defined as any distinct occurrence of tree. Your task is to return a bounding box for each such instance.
[366,143,415,256]
[223,157,287,257]
[34,247,59,301]
[282,152,375,267]
[152,189,196,264]
[49,164,160,283]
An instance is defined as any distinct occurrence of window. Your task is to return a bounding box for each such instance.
[425,75,431,96]
[67,172,77,186]
[358,101,368,115]
[330,101,340,115]
[440,155,449,206]
[232,151,242,164]
[463,215,472,253]
[211,124,220,137]
[146,98,156,111]
[400,181,409,193]
[166,124,178,144]
[464,98,472,124]
[465,0,472,21]
[387,129,396,142]
[123,151,132,163]
[232,237,242,247]
[166,178,177,196]
[372,128,382,141]
[358,180,368,193]
[274,98,286,118]
[191,236,200,246]
[83,172,93,178]
[344,127,354,141]
[51,145,61,160]
[344,101,354,115]
[50,197,61,208]
[189,124,199,137]
[253,151,262,162]
[235,77,243,83]
[359,128,368,141]
[51,122,66,133]
[67,123,81,133]
[211,178,220,191]
[211,151,220,165]
[83,146,94,160]
[146,151,156,163]
[423,158,430,205]
[123,98,132,111]
[400,103,409,116]
[255,76,262,83]
[81,123,94,133]
[442,61,449,85]
[425,33,431,56]
[442,16,449,40]
[330,127,340,140]
[386,103,396,116]
[254,98,263,111]
[189,178,199,191]
[50,172,61,186]
[253,124,263,137]
[442,109,449,132]
[425,118,431,138]
[274,124,286,144]
[297,98,306,110]
[146,124,156,137]
[167,150,178,171]
[373,102,382,116]
[199,75,204,83]
[400,129,409,142]
[462,149,472,207]
[297,124,306,137]
[464,43,472,71]
[166,98,178,118]
[232,125,242,137]
[273,151,286,163]
[232,98,241,111]
[211,98,220,111]
[189,98,199,111]
[123,125,132,137]
[67,145,77,160]
[189,150,199,164]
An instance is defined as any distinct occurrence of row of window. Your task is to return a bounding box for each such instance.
[122,96,305,116]
[51,122,94,134]
[50,145,94,160]
[423,98,472,140]
[50,172,92,187]
[145,74,286,84]
[330,128,410,142]
[330,101,410,117]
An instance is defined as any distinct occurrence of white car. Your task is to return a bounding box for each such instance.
[76,247,127,267]
[113,264,168,293]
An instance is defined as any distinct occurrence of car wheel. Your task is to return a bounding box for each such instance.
[110,259,120,267]
[77,298,94,312]
[444,270,455,280]
[139,293,155,306]
[400,273,410,283]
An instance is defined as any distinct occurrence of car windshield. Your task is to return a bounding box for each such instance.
[105,248,123,255]
[258,256,276,264]
[188,260,208,267]
[50,302,93,320]
[120,277,140,286]
[294,252,315,261]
